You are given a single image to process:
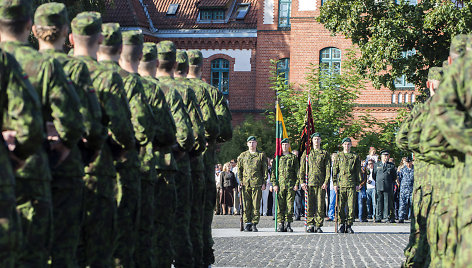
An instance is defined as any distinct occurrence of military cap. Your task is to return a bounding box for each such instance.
[341,137,351,144]
[122,30,143,46]
[428,67,443,81]
[247,136,256,142]
[101,23,122,46]
[34,2,68,27]
[157,40,176,61]
[71,11,102,36]
[310,132,320,138]
[450,34,468,57]
[176,49,188,64]
[187,50,204,65]
[142,42,157,62]
[380,149,390,155]
[281,138,289,144]
[405,156,412,162]
[0,0,32,21]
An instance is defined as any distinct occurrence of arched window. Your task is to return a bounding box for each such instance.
[211,59,229,94]
[277,58,290,83]
[404,93,409,103]
[392,93,396,104]
[411,94,415,103]
[320,47,341,76]
[398,93,403,103]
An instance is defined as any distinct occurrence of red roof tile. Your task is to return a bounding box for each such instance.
[102,0,149,28]
[197,0,232,8]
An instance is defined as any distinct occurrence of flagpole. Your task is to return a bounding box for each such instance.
[304,97,310,228]
[274,98,279,232]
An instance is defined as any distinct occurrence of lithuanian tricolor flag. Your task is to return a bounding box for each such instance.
[275,100,291,156]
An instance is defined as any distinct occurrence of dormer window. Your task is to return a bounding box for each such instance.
[200,9,225,21]
[236,3,250,20]
[167,4,179,15]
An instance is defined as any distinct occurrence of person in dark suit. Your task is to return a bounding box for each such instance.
[372,150,397,223]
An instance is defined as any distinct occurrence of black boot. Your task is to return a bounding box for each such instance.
[244,223,252,232]
[252,223,258,232]
[338,224,346,233]
[285,222,293,232]
[277,222,285,232]
[346,225,354,233]
[316,227,323,233]
[306,225,315,233]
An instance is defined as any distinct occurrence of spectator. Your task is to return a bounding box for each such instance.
[365,147,379,166]
[398,156,414,223]
[215,164,222,215]
[292,150,305,221]
[373,150,396,223]
[231,159,240,215]
[220,163,238,215]
[394,158,406,220]
[327,153,338,221]
[365,160,376,219]
[267,158,274,217]
[358,160,367,222]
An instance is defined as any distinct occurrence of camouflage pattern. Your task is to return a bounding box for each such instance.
[449,34,468,57]
[122,30,143,46]
[142,42,157,62]
[398,165,414,221]
[271,153,299,223]
[0,38,83,267]
[34,2,68,27]
[237,150,268,224]
[71,12,101,36]
[333,152,360,226]
[0,0,31,21]
[427,67,443,81]
[0,49,43,268]
[157,40,177,61]
[299,149,330,227]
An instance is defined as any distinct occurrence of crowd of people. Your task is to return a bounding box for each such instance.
[0,1,232,267]
[215,138,415,233]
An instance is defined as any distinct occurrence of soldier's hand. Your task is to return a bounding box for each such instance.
[322,183,327,190]
[2,130,17,151]
[273,185,279,192]
[269,186,273,192]
[293,185,298,191]
[50,141,71,168]
[261,184,266,191]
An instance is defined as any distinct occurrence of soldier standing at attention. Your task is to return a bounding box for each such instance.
[397,156,414,223]
[373,150,397,223]
[33,3,106,267]
[0,0,84,266]
[333,138,361,234]
[237,136,268,232]
[271,138,299,232]
[138,42,181,268]
[70,12,136,267]
[299,133,330,233]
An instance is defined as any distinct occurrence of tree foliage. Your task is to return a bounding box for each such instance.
[318,0,472,99]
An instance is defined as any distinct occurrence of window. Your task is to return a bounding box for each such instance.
[320,47,341,76]
[236,3,250,20]
[398,93,403,103]
[321,0,329,5]
[200,9,225,21]
[395,0,417,5]
[411,94,415,103]
[395,50,416,89]
[277,58,290,83]
[211,59,229,94]
[167,4,179,15]
[391,93,396,104]
[278,0,291,27]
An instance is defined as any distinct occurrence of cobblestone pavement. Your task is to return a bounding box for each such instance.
[211,215,410,268]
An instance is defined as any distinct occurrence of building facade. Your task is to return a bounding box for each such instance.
[103,0,418,124]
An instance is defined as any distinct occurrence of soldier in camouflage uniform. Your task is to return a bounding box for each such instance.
[33,4,107,267]
[271,138,299,232]
[97,25,157,267]
[237,136,268,232]
[397,156,414,223]
[0,46,44,267]
[0,1,85,266]
[186,49,232,267]
[138,42,181,268]
[174,49,220,267]
[299,133,330,233]
[332,137,361,234]
[155,40,196,268]
[70,12,136,267]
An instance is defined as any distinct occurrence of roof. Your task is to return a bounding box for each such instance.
[103,0,258,30]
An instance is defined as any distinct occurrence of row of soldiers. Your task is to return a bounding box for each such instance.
[0,1,233,267]
[397,34,471,267]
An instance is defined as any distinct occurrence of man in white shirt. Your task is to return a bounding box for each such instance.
[366,159,376,219]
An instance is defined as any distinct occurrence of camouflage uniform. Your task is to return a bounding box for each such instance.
[71,12,136,268]
[156,41,195,268]
[0,1,85,266]
[397,165,414,221]
[140,42,179,268]
[332,149,361,226]
[237,147,268,225]
[35,4,106,267]
[271,149,299,225]
[299,147,330,228]
[0,48,44,268]
[99,26,157,267]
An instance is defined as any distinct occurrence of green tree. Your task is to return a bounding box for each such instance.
[317,0,472,99]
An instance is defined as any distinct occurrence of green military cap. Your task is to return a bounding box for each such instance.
[281,138,289,144]
[450,34,468,57]
[142,42,157,62]
[71,11,102,36]
[341,137,351,144]
[176,49,188,64]
[428,67,443,81]
[122,30,143,46]
[101,23,121,46]
[187,50,204,65]
[157,40,176,61]
[247,136,256,142]
[34,2,67,27]
[0,0,32,21]
[380,149,390,155]
[310,132,320,138]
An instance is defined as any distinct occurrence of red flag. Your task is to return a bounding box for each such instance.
[298,98,315,158]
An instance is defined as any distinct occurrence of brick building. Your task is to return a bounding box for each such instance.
[103,0,419,124]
